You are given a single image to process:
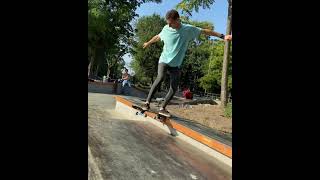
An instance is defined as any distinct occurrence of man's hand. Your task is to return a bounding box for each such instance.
[224,35,232,41]
[143,42,150,49]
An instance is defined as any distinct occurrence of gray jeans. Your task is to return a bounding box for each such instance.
[146,63,181,108]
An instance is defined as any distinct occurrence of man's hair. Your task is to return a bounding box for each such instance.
[165,9,180,20]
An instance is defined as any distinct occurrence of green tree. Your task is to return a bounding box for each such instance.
[130,14,166,85]
[176,0,215,16]
[176,0,232,108]
[179,19,214,92]
[88,0,162,77]
[180,39,212,92]
[199,40,232,93]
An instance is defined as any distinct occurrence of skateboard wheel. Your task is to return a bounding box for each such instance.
[144,114,147,117]
[135,112,138,115]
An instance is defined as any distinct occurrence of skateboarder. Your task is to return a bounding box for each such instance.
[141,9,232,117]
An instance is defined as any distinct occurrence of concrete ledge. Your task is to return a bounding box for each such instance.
[114,96,232,167]
[88,82,119,94]
[88,81,116,86]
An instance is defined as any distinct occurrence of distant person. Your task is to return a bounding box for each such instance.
[121,68,131,88]
[141,9,232,117]
[183,88,193,100]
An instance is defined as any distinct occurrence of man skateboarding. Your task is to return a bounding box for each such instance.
[141,9,232,117]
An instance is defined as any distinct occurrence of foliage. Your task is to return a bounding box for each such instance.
[199,40,232,93]
[88,0,162,77]
[130,14,166,85]
[176,0,215,17]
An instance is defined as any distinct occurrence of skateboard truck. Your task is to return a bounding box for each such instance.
[136,111,147,117]
[132,104,147,117]
[154,114,168,125]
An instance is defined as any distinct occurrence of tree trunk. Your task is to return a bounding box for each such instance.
[220,0,232,108]
[106,67,111,79]
[88,55,95,77]
[88,61,92,77]
[93,47,105,78]
[107,60,112,79]
[95,64,100,76]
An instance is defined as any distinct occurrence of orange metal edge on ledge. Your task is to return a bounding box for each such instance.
[114,96,232,158]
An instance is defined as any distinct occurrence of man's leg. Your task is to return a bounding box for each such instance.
[161,67,181,109]
[145,63,167,104]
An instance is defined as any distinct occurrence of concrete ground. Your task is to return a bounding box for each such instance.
[88,92,232,180]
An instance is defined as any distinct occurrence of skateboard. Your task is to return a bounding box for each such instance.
[132,104,169,124]
[132,104,147,117]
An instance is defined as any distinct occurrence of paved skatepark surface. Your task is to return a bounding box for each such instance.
[88,92,231,180]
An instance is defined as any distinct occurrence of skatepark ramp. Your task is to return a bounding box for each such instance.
[114,96,232,167]
[88,92,231,180]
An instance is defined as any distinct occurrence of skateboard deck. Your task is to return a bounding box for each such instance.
[132,104,169,123]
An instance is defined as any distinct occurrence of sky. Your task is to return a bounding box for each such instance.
[124,0,228,73]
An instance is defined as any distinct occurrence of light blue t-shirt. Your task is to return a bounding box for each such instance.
[158,23,202,67]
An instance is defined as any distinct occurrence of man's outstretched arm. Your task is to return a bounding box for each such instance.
[143,35,161,49]
[201,29,232,40]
